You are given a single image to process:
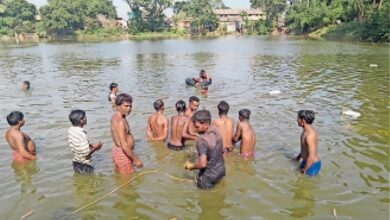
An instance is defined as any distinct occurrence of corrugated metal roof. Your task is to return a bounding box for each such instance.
[213,9,265,15]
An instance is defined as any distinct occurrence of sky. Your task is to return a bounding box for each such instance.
[27,0,251,20]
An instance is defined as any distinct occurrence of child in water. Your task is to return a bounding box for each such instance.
[108,83,119,107]
[233,109,256,158]
[295,110,321,176]
[68,109,103,174]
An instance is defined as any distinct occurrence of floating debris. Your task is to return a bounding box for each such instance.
[269,90,281,95]
[341,109,361,118]
[369,64,378,67]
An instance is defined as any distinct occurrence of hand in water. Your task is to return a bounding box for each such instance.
[134,159,143,168]
[183,161,194,170]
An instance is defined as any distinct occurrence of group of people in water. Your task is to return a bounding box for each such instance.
[5,74,321,190]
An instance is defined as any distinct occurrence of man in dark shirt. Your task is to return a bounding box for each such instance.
[184,110,225,189]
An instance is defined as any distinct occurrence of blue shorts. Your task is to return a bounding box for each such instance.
[300,160,321,176]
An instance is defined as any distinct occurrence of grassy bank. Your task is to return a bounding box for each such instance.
[307,21,389,42]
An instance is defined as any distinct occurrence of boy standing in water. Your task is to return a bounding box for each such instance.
[182,96,200,140]
[212,101,234,154]
[5,111,36,161]
[111,93,143,174]
[167,100,190,150]
[108,83,119,107]
[184,110,225,189]
[233,109,256,158]
[146,99,169,141]
[295,110,321,176]
[68,110,103,174]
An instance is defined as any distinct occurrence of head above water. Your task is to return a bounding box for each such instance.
[192,110,212,133]
[6,111,24,126]
[153,99,164,111]
[199,69,207,79]
[217,101,229,115]
[115,93,133,115]
[188,96,200,111]
[175,100,186,113]
[23,81,30,90]
[69,109,86,127]
[239,109,251,121]
[115,93,133,106]
[297,110,315,125]
[109,83,118,92]
[192,110,212,124]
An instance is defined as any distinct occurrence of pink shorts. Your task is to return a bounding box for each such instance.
[240,151,254,159]
[112,146,133,174]
[12,151,26,162]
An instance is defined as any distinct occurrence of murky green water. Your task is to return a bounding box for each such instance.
[0,36,389,219]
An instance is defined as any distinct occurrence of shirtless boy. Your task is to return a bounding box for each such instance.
[233,109,256,158]
[108,83,119,107]
[111,93,143,174]
[5,111,36,161]
[295,110,321,176]
[167,100,190,150]
[212,101,234,154]
[182,96,199,140]
[146,99,168,141]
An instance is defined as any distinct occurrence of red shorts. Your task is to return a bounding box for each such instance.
[12,151,26,162]
[112,146,133,174]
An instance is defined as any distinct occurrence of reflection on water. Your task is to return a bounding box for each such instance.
[0,37,388,219]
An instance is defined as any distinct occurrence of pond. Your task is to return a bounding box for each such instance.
[0,36,388,219]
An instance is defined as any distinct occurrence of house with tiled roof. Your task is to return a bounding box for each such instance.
[213,9,266,32]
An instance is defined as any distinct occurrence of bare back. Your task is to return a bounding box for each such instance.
[147,112,168,141]
[212,116,234,149]
[169,115,189,146]
[238,121,256,154]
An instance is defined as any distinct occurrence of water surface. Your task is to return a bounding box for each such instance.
[0,36,389,219]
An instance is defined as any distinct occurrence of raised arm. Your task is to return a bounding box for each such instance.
[14,133,36,160]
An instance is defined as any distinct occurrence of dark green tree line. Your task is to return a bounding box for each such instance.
[0,0,36,36]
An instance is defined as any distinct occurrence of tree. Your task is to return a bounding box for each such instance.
[40,0,117,36]
[0,0,37,36]
[124,0,171,33]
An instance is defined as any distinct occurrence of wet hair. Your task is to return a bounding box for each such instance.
[115,93,133,106]
[69,109,86,126]
[239,109,251,120]
[153,99,164,111]
[176,100,186,113]
[297,110,315,124]
[189,96,200,103]
[23,81,30,89]
[199,70,207,79]
[6,111,24,126]
[192,110,212,124]
[217,101,229,115]
[109,83,118,91]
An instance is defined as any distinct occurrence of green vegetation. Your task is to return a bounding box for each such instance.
[173,0,226,33]
[0,0,388,42]
[0,0,36,36]
[40,0,117,37]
